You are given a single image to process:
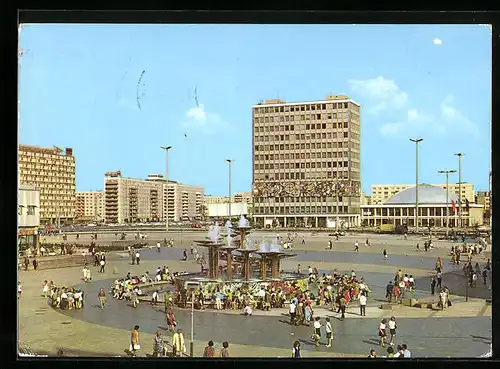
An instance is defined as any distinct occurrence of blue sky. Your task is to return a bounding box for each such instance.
[19,24,492,196]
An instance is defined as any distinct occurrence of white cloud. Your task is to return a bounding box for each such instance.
[181,104,228,134]
[380,109,431,137]
[439,95,479,137]
[348,76,408,115]
[186,104,207,121]
[433,38,442,45]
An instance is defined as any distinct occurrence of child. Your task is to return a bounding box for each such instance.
[325,317,333,347]
[312,317,321,347]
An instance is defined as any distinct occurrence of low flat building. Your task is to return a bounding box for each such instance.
[207,203,248,219]
[361,184,483,228]
[18,184,40,250]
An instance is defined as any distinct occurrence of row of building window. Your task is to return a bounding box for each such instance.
[254,141,356,152]
[18,205,37,215]
[253,102,349,114]
[255,132,351,142]
[364,207,462,217]
[254,196,358,203]
[255,161,351,170]
[253,121,355,132]
[256,151,351,161]
[254,206,351,214]
[256,170,353,181]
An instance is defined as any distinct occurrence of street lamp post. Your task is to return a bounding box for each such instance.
[454,153,464,228]
[190,289,194,356]
[438,169,456,238]
[226,159,232,219]
[410,138,423,233]
[160,146,172,234]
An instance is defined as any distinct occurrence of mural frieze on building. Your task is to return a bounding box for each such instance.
[252,180,360,198]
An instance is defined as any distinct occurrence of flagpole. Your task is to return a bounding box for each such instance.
[438,169,456,239]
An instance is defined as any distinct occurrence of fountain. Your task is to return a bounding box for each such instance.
[175,215,308,293]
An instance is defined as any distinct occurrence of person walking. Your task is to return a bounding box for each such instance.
[99,258,106,273]
[430,277,437,295]
[135,251,140,265]
[354,241,359,252]
[436,271,442,289]
[156,242,161,253]
[24,257,29,271]
[172,328,185,357]
[131,248,136,265]
[388,316,397,346]
[289,300,297,325]
[386,281,394,303]
[219,341,230,357]
[328,240,332,250]
[42,280,49,298]
[33,258,38,270]
[97,288,106,309]
[378,319,388,347]
[153,331,165,357]
[18,281,22,298]
[203,341,216,357]
[338,295,346,320]
[312,317,321,347]
[130,325,140,357]
[291,341,301,358]
[325,317,333,347]
[359,292,367,316]
[383,249,388,260]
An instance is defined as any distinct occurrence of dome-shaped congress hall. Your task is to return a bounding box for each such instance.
[360,184,484,228]
[385,184,459,205]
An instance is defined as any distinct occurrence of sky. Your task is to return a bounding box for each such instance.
[19,24,492,196]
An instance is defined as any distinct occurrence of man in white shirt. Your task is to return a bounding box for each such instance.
[325,318,333,347]
[359,293,367,316]
[289,301,297,325]
[156,242,161,253]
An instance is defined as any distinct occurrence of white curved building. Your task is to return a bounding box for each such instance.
[361,184,484,228]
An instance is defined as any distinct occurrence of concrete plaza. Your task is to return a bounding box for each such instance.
[19,232,491,358]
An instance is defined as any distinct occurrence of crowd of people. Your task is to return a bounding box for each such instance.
[44,280,85,310]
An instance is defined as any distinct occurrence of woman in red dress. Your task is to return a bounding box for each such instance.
[167,309,176,332]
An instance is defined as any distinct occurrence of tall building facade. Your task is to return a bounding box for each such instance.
[371,184,475,205]
[76,191,105,223]
[251,95,361,228]
[18,145,76,224]
[104,172,204,224]
[18,184,41,250]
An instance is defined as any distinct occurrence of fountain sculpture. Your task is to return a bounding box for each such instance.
[176,215,306,290]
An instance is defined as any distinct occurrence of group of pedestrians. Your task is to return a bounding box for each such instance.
[46,281,85,310]
[385,269,415,303]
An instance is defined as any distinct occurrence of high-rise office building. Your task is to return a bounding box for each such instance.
[76,191,105,223]
[18,145,76,224]
[251,95,361,228]
[104,172,204,224]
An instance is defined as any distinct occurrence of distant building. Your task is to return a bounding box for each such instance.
[207,203,248,219]
[361,184,483,228]
[76,191,105,223]
[371,183,475,205]
[18,145,76,224]
[360,191,371,205]
[18,184,40,250]
[104,172,204,224]
[475,190,491,225]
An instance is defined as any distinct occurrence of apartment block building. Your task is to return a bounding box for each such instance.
[371,183,475,205]
[104,172,204,224]
[76,191,105,223]
[18,145,76,225]
[251,95,361,228]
